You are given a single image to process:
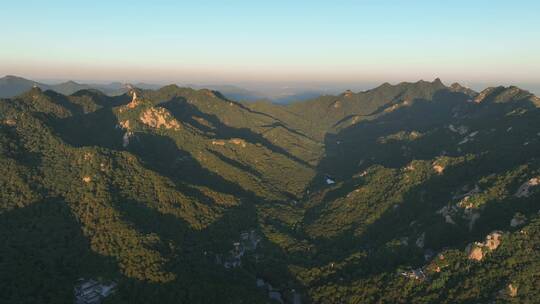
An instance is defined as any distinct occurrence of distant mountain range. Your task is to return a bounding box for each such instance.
[1,77,540,303]
[0,75,161,98]
[0,75,337,103]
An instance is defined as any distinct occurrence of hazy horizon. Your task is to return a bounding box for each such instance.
[3,74,539,97]
[2,0,539,89]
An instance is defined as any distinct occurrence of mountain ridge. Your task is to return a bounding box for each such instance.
[1,77,539,303]
[8,74,538,105]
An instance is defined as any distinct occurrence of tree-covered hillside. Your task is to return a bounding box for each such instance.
[0,79,539,303]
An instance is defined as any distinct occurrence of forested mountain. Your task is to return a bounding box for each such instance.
[0,75,92,97]
[0,75,161,98]
[0,75,321,103]
[1,79,539,303]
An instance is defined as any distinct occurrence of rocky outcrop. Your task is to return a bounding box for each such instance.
[433,164,445,174]
[118,91,140,113]
[484,232,502,250]
[119,120,131,130]
[117,118,135,146]
[449,83,476,96]
[467,246,484,261]
[3,118,16,126]
[510,213,526,227]
[140,108,180,130]
[474,86,537,105]
[514,177,540,198]
[229,138,247,148]
[466,231,503,261]
[123,132,133,148]
[203,89,217,98]
[437,205,458,225]
[437,185,483,229]
[211,138,247,148]
[83,152,93,161]
[192,116,213,128]
[212,140,226,146]
[474,88,494,103]
[127,91,140,109]
[532,95,540,106]
[457,130,479,145]
[384,104,400,113]
[507,284,518,297]
[454,184,481,201]
[448,124,468,135]
[379,131,422,144]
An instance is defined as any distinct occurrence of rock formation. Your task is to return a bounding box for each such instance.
[140,108,180,130]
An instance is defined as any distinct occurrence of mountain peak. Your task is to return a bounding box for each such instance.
[449,82,477,96]
[342,89,354,97]
[159,84,182,91]
[124,83,134,90]
[2,75,26,80]
[30,84,42,92]
[474,85,537,105]
[432,77,443,85]
[450,82,463,89]
[0,75,32,84]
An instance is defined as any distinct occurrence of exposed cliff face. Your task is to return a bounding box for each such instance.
[118,90,141,113]
[139,107,181,130]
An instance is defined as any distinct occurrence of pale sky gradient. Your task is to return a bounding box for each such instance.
[1,0,539,88]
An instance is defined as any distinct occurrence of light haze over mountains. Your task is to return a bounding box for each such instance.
[2,75,539,104]
[1,1,539,89]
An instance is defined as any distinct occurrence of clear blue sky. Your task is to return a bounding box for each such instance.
[1,0,539,88]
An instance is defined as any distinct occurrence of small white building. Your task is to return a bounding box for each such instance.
[400,269,426,280]
[74,279,116,304]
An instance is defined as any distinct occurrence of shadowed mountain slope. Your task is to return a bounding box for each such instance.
[1,80,539,303]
